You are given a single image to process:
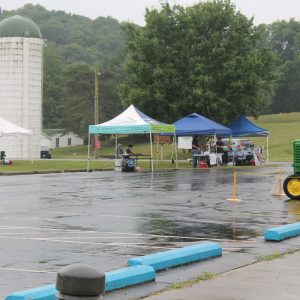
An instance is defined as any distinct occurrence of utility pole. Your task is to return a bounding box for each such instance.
[94,65,100,158]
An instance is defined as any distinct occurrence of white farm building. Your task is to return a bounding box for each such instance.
[0,15,44,159]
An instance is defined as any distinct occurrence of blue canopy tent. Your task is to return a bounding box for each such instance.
[228,115,268,137]
[173,113,232,136]
[228,115,269,162]
[163,113,232,165]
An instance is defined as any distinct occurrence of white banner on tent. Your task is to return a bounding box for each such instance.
[178,136,192,149]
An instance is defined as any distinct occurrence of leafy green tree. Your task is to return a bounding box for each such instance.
[120,1,277,123]
[58,64,95,138]
[43,45,65,128]
[1,4,126,66]
[263,20,300,113]
[271,58,300,113]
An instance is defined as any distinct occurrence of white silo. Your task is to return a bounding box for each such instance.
[0,15,44,159]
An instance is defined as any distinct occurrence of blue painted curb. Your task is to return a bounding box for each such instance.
[5,265,156,300]
[264,222,300,241]
[105,265,155,291]
[128,242,222,271]
[5,284,56,300]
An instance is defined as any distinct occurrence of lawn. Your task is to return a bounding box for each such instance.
[0,112,298,173]
[249,112,300,162]
[0,160,114,173]
[53,112,300,163]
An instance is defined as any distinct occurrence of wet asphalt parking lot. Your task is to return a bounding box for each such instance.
[0,166,299,298]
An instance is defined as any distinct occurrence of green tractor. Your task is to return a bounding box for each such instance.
[283,140,300,199]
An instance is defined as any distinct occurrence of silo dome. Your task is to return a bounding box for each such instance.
[0,15,42,38]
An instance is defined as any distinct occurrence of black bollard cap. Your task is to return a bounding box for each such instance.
[56,264,105,297]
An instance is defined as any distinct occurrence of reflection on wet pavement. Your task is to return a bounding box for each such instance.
[0,167,295,297]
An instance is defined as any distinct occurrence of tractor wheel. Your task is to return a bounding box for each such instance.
[283,175,300,200]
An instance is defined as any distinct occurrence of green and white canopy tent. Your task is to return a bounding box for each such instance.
[88,104,177,171]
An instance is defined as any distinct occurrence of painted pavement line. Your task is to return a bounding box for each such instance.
[0,232,257,244]
[0,236,175,249]
[0,233,151,239]
[0,236,257,251]
[2,217,55,222]
[43,210,89,216]
[0,267,56,274]
[0,226,258,243]
[0,233,255,242]
[0,212,283,226]
[0,225,98,232]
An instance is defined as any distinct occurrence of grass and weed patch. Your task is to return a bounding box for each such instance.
[166,272,215,291]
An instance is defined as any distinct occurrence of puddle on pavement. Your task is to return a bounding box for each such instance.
[0,167,297,298]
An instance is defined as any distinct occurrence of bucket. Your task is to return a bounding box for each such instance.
[115,159,123,167]
[199,161,208,168]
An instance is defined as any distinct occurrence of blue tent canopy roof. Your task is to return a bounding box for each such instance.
[228,115,268,137]
[173,113,232,136]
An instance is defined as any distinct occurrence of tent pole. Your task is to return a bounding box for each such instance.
[267,135,269,164]
[171,136,174,164]
[115,134,118,158]
[150,130,154,172]
[174,132,178,169]
[87,133,91,172]
[156,134,159,168]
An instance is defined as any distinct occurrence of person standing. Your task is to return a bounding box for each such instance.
[216,137,225,165]
[116,143,123,158]
[192,136,200,168]
[216,137,224,154]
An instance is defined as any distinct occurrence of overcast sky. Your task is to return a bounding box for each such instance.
[1,0,300,25]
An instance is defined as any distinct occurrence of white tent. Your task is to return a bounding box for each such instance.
[88,105,177,171]
[0,116,31,136]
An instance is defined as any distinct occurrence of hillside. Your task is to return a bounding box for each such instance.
[250,112,300,162]
[0,4,125,65]
[0,4,126,135]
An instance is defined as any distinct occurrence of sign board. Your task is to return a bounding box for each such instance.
[153,134,171,144]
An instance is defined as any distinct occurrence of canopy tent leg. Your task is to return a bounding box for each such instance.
[174,132,178,169]
[87,133,91,172]
[156,134,159,168]
[171,136,174,164]
[150,130,154,172]
[266,135,269,164]
[115,134,118,158]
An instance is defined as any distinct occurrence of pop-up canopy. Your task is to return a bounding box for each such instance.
[89,105,175,135]
[173,113,232,136]
[0,116,31,136]
[88,105,177,171]
[228,115,269,162]
[228,115,268,137]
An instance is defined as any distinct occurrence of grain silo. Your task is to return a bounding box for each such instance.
[0,15,44,159]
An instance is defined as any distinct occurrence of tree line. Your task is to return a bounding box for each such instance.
[0,1,300,138]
